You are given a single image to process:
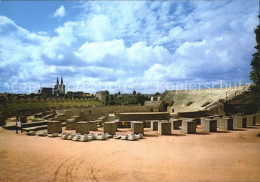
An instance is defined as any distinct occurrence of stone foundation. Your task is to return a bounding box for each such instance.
[182,120,196,134]
[66,119,76,130]
[89,121,97,131]
[104,122,117,135]
[170,119,182,129]
[57,114,67,121]
[158,122,171,135]
[72,115,85,122]
[132,121,144,134]
[214,117,222,127]
[119,112,169,121]
[234,116,247,128]
[201,119,217,132]
[246,115,256,126]
[0,116,6,126]
[178,111,206,118]
[191,118,201,125]
[48,121,62,134]
[76,121,89,134]
[151,120,159,131]
[219,118,233,130]
[256,114,260,125]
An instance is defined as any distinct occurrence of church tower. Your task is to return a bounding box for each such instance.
[53,77,65,96]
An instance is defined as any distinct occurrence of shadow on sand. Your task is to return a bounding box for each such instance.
[171,133,186,137]
[233,128,246,131]
[195,132,211,135]
[216,130,231,133]
[144,134,159,138]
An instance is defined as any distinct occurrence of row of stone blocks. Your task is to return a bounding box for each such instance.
[115,121,152,128]
[66,119,97,131]
[49,114,259,135]
[182,117,232,133]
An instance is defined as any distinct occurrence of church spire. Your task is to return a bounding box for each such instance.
[57,77,59,85]
[61,76,63,85]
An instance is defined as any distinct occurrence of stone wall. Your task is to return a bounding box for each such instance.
[119,112,170,121]
[177,111,206,118]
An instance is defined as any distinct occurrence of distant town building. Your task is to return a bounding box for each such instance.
[38,88,53,96]
[83,93,91,97]
[54,77,65,96]
[96,91,107,104]
[67,92,92,99]
[38,77,65,97]
[67,91,83,98]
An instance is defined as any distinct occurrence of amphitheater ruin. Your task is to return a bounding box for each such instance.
[0,85,260,181]
[0,85,259,140]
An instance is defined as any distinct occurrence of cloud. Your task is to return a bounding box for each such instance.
[53,5,66,18]
[0,1,259,94]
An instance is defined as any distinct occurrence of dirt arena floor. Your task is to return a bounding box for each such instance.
[0,125,260,182]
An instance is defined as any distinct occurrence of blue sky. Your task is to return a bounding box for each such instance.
[0,1,259,94]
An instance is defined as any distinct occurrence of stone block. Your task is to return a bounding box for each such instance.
[0,116,6,126]
[119,112,170,121]
[76,121,89,134]
[132,121,144,134]
[201,119,217,132]
[182,120,196,134]
[170,119,182,129]
[200,117,207,125]
[234,117,247,128]
[219,118,233,130]
[89,121,97,131]
[57,114,67,121]
[158,122,171,135]
[104,122,117,135]
[256,114,260,125]
[48,121,62,134]
[151,120,159,131]
[191,118,201,125]
[72,115,84,122]
[214,117,222,127]
[246,115,255,126]
[66,118,76,130]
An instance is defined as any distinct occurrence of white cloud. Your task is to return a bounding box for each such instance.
[53,5,66,18]
[0,1,259,94]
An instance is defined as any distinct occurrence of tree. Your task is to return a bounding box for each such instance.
[105,90,110,105]
[136,92,145,106]
[250,16,260,112]
[155,92,161,96]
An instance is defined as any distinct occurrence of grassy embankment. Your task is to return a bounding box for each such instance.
[0,99,103,115]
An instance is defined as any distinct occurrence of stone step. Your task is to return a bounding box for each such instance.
[3,122,65,131]
[23,122,66,132]
[3,120,48,130]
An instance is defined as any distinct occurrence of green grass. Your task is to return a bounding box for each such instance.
[1,99,103,114]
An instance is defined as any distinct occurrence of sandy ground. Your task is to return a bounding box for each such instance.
[0,125,260,182]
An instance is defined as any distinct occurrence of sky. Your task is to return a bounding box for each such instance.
[0,0,259,94]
